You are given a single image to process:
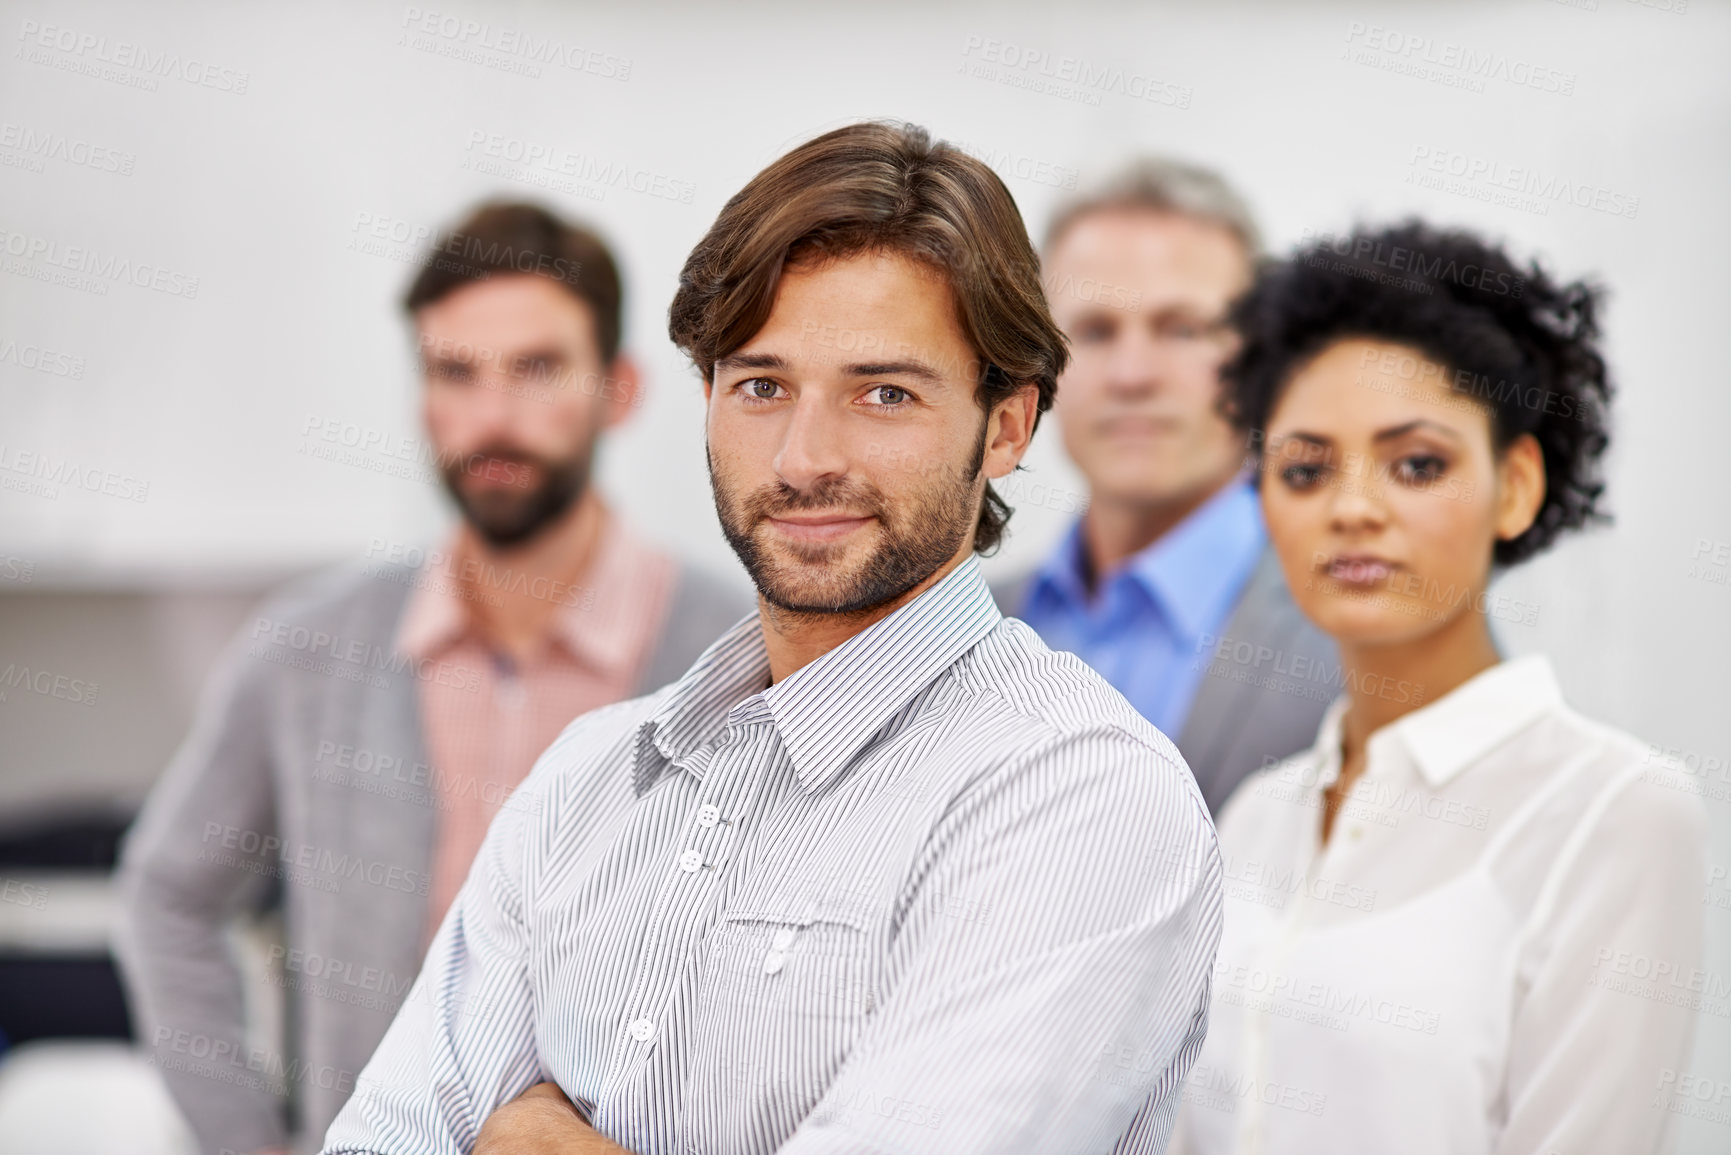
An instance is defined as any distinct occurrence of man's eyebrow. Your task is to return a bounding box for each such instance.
[1373,419,1463,443]
[714,351,791,374]
[714,352,951,385]
[842,360,946,384]
[1064,304,1122,322]
[508,346,568,362]
[420,344,566,365]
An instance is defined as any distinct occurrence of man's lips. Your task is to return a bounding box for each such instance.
[1324,556,1399,586]
[1097,416,1180,438]
[764,513,875,543]
[462,457,537,488]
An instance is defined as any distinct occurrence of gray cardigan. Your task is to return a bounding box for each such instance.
[993,546,1337,817]
[114,558,750,1155]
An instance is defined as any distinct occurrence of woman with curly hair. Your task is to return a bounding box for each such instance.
[1170,223,1706,1154]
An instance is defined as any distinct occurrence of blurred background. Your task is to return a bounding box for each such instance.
[1,0,1727,1151]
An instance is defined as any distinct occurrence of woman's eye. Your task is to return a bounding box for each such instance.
[1394,454,1446,484]
[1278,463,1326,490]
[864,385,911,406]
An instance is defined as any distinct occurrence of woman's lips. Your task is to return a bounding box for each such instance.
[1326,556,1398,586]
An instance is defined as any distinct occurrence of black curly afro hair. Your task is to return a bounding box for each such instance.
[1221,220,1612,567]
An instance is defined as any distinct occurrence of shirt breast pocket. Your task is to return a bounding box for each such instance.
[687,903,877,1137]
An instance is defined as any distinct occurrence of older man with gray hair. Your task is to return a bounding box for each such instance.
[995,158,1335,815]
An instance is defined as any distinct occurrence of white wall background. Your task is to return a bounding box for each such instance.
[3,0,1728,1145]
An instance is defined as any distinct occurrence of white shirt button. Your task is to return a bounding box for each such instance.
[678,849,703,873]
[697,804,721,829]
[762,950,785,975]
[628,1017,654,1041]
[771,928,797,950]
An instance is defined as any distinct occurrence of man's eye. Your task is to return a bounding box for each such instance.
[1394,455,1446,484]
[741,378,783,401]
[864,385,911,406]
[1278,463,1326,490]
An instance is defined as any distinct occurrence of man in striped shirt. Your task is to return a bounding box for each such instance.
[324,121,1223,1155]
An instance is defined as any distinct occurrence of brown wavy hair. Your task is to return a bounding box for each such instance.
[668,121,1067,555]
[404,201,623,364]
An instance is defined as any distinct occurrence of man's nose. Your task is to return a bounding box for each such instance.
[1102,329,1164,395]
[773,395,852,491]
[466,368,520,431]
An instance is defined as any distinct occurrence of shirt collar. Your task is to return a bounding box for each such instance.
[1124,479,1265,642]
[1027,479,1265,642]
[1377,654,1563,788]
[394,549,468,660]
[1308,694,1353,791]
[1027,520,1092,610]
[543,513,662,680]
[633,555,1003,797]
[392,507,648,680]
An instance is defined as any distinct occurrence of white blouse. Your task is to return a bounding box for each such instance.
[1171,655,1708,1154]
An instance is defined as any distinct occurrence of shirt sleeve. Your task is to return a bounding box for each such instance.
[1496,764,1708,1155]
[777,725,1224,1155]
[113,626,290,1155]
[319,748,555,1154]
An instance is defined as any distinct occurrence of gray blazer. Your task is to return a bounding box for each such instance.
[993,546,1336,817]
[114,558,750,1155]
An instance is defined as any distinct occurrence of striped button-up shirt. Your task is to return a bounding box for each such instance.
[322,555,1223,1155]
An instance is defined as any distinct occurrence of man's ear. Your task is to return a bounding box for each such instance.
[1494,432,1546,544]
[983,383,1040,480]
[599,354,644,428]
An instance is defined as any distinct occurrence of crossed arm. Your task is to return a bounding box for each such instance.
[472,1083,627,1154]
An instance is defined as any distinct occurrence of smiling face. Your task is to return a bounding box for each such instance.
[417,274,637,548]
[1046,209,1250,514]
[1260,338,1544,647]
[705,249,1035,616]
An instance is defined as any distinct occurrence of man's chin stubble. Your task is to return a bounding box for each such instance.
[755,545,871,616]
[747,533,916,619]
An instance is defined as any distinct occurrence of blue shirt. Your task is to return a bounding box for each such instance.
[1017,480,1267,738]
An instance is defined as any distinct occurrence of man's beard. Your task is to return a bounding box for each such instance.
[710,423,986,617]
[439,443,592,549]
